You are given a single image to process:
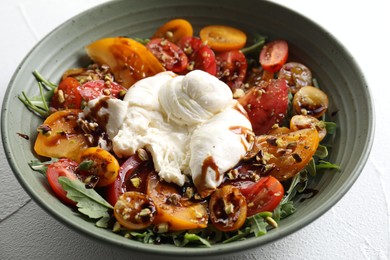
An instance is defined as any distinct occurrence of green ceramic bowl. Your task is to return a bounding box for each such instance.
[1,0,374,258]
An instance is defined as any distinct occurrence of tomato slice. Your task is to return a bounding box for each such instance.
[290,115,327,141]
[238,176,284,217]
[34,109,90,161]
[209,185,247,231]
[177,36,203,56]
[189,45,217,76]
[152,19,193,44]
[78,147,120,187]
[86,37,165,88]
[106,154,151,206]
[238,78,289,135]
[114,191,156,230]
[251,128,320,181]
[46,158,79,205]
[51,77,82,110]
[259,40,288,73]
[146,38,189,73]
[200,25,247,52]
[293,86,329,118]
[216,50,247,92]
[77,80,126,102]
[146,171,208,231]
[278,62,312,94]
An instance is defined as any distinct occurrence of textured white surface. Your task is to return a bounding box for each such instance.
[1,0,389,259]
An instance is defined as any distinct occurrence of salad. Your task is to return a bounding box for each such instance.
[19,19,339,247]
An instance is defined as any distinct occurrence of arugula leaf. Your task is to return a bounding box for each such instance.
[241,34,267,55]
[316,160,340,171]
[314,144,329,159]
[324,121,337,135]
[248,214,269,237]
[58,177,113,227]
[28,158,58,176]
[18,71,57,118]
[180,233,211,247]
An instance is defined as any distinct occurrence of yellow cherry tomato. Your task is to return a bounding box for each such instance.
[152,18,193,43]
[200,25,247,52]
[79,147,120,187]
[86,37,165,88]
[34,109,89,161]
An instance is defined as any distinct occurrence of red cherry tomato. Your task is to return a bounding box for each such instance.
[146,38,189,73]
[105,154,152,206]
[177,36,203,56]
[238,176,284,217]
[216,50,247,91]
[77,80,126,102]
[46,158,79,206]
[259,40,288,73]
[51,77,82,110]
[238,78,289,135]
[189,45,217,76]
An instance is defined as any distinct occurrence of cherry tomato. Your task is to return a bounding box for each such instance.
[290,115,327,141]
[189,45,217,76]
[146,38,189,73]
[216,50,247,92]
[78,147,120,187]
[200,25,247,52]
[146,172,208,231]
[278,62,312,94]
[34,109,89,161]
[238,176,284,217]
[86,37,165,88]
[46,158,79,205]
[177,36,203,56]
[251,128,320,181]
[77,80,126,102]
[259,40,288,73]
[152,19,193,44]
[209,185,247,231]
[106,154,152,206]
[51,77,82,110]
[293,86,329,118]
[238,78,289,135]
[114,191,156,230]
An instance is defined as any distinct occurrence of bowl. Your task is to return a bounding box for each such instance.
[1,0,374,258]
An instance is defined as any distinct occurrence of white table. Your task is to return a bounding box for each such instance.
[1,0,389,259]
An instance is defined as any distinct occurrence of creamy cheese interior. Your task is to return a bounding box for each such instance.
[84,70,254,194]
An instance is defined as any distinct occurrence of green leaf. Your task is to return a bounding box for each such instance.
[248,214,269,237]
[241,34,267,55]
[181,233,211,247]
[316,160,340,171]
[324,121,337,135]
[28,158,58,176]
[58,177,113,221]
[222,227,251,244]
[315,144,329,159]
[78,160,95,171]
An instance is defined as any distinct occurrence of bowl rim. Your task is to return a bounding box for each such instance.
[1,0,376,256]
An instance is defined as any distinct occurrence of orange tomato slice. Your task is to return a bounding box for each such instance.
[34,109,89,161]
[146,172,208,231]
[200,25,247,52]
[252,128,320,181]
[86,37,165,88]
[152,19,193,44]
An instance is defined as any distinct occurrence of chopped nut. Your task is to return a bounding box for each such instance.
[224,202,234,215]
[37,124,52,135]
[184,186,194,199]
[266,216,278,228]
[155,223,169,233]
[166,194,180,206]
[136,148,149,161]
[233,88,245,99]
[130,177,141,188]
[139,208,152,217]
[57,89,65,103]
[112,221,121,232]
